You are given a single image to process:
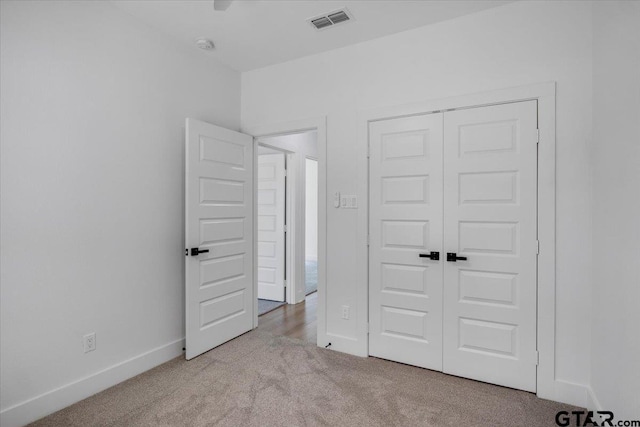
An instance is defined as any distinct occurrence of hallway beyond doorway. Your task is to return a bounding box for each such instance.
[258,292,317,344]
[305,259,317,295]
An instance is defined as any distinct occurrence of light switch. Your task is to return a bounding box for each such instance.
[338,194,358,209]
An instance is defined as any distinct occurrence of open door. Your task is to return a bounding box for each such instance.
[257,153,286,302]
[185,118,254,360]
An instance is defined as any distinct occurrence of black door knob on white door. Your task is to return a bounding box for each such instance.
[189,248,209,256]
[446,252,467,262]
[419,251,440,260]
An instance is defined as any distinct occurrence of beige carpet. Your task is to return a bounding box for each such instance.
[31,330,579,426]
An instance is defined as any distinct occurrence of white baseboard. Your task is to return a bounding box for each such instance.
[586,386,603,411]
[555,380,588,407]
[322,332,367,357]
[538,379,589,408]
[0,338,185,427]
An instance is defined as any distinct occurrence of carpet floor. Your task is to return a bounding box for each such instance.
[31,330,580,427]
[258,299,286,316]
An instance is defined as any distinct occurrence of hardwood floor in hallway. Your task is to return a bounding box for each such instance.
[257,292,317,344]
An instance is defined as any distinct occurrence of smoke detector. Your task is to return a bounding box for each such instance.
[308,8,354,31]
[195,38,215,51]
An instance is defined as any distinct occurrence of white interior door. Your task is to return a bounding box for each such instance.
[442,101,538,392]
[368,113,444,370]
[257,153,286,302]
[185,118,254,360]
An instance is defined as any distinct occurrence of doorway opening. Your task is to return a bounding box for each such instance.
[255,130,319,343]
[256,144,288,315]
[185,117,326,359]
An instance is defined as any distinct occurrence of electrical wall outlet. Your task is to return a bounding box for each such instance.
[83,332,96,353]
[341,305,350,320]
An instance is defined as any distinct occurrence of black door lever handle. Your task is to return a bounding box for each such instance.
[419,251,440,260]
[446,252,467,262]
[189,248,210,256]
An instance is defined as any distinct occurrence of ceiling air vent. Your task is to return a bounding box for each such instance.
[327,11,350,24]
[308,8,353,31]
[311,16,333,30]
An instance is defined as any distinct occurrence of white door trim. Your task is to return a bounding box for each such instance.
[357,82,557,400]
[242,117,328,349]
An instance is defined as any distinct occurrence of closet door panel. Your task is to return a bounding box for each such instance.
[442,101,538,392]
[368,113,444,370]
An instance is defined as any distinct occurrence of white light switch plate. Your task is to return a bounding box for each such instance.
[337,194,358,209]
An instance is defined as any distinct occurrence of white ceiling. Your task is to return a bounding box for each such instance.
[112,0,513,72]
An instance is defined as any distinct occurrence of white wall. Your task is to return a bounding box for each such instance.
[589,1,640,418]
[259,132,318,303]
[305,159,318,261]
[0,1,240,425]
[242,0,593,405]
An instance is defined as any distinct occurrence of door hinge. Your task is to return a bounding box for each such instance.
[536,240,540,254]
[284,224,288,233]
[367,144,370,158]
[536,129,540,144]
[283,169,287,177]
[366,322,370,333]
[367,234,370,246]
[535,351,539,365]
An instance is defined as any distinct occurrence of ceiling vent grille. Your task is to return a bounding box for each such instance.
[309,8,353,30]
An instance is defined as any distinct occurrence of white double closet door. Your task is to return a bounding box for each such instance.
[369,101,538,392]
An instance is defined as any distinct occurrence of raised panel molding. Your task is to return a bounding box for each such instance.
[382,130,429,161]
[458,120,517,157]
[199,290,245,329]
[200,178,244,205]
[459,171,517,205]
[200,255,245,287]
[382,220,429,249]
[381,263,428,295]
[459,270,518,307]
[200,218,244,245]
[381,306,429,342]
[459,221,518,254]
[258,241,276,257]
[257,215,276,231]
[382,175,429,204]
[458,318,517,358]
[257,189,276,205]
[200,136,245,167]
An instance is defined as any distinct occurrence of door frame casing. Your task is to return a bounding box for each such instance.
[243,117,327,349]
[357,83,557,400]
